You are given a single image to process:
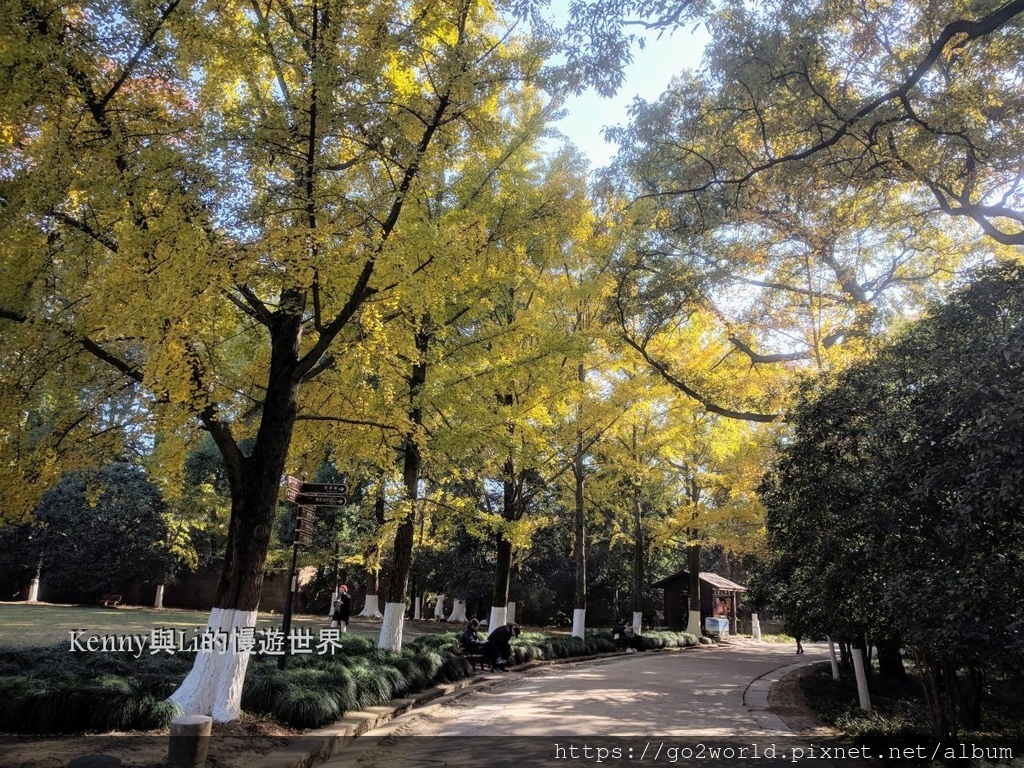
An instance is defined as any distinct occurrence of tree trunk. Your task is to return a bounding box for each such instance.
[448,598,468,623]
[631,477,644,616]
[956,665,984,731]
[876,637,907,681]
[359,482,386,618]
[851,636,872,711]
[572,416,586,638]
[490,530,512,629]
[489,448,515,629]
[916,649,958,741]
[358,560,382,618]
[378,324,429,650]
[686,541,702,635]
[170,313,302,720]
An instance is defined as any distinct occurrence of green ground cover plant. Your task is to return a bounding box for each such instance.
[800,664,1024,764]
[0,619,701,732]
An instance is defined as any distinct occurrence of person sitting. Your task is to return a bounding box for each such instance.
[459,619,486,654]
[613,618,640,652]
[483,622,521,672]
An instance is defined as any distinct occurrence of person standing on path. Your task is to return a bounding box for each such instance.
[332,585,352,632]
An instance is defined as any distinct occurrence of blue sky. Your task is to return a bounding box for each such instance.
[552,24,710,169]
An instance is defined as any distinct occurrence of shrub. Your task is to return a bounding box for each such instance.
[350,665,394,709]
[273,687,341,729]
[440,654,473,680]
[374,664,409,698]
[242,668,292,714]
[409,633,457,654]
[415,649,446,681]
[321,665,358,713]
[391,656,427,694]
[336,634,376,656]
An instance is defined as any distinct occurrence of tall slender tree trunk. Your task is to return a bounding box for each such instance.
[379,323,429,650]
[572,364,587,638]
[490,392,516,630]
[631,475,644,616]
[490,453,516,629]
[572,444,586,638]
[359,482,386,618]
[686,540,702,635]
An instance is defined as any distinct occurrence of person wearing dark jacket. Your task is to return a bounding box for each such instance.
[331,585,352,632]
[613,618,640,652]
[459,619,486,653]
[484,622,521,672]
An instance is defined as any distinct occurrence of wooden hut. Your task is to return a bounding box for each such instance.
[651,571,747,635]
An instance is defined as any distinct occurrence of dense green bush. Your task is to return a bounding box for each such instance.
[273,687,341,729]
[0,645,184,733]
[801,664,1024,760]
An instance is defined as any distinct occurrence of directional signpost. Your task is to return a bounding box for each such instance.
[286,479,348,509]
[280,476,351,669]
[295,506,314,547]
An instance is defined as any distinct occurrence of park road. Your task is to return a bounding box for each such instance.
[322,640,877,768]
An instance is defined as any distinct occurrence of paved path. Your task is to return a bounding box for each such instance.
[323,641,874,768]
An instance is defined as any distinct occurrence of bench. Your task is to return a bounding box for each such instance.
[99,594,122,608]
[453,642,489,671]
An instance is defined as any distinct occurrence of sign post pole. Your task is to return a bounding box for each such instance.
[278,536,300,670]
[277,476,350,669]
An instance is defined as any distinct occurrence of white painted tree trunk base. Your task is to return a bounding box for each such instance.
[433,594,446,621]
[447,599,468,623]
[167,608,257,722]
[413,596,421,620]
[631,611,643,635]
[378,602,405,651]
[358,594,383,618]
[27,579,39,603]
[571,608,586,639]
[488,606,507,632]
[852,645,872,711]
[686,609,702,636]
[155,584,165,609]
[828,636,840,680]
[505,601,516,624]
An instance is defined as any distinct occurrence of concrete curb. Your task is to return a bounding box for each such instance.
[249,677,485,768]
[743,657,827,732]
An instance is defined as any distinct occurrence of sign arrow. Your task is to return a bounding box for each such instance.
[300,482,348,495]
[289,492,347,506]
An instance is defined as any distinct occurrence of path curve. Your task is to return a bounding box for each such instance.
[320,641,874,768]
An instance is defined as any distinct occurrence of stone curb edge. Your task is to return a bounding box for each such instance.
[743,657,826,732]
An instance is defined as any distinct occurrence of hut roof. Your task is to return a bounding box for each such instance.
[650,570,747,592]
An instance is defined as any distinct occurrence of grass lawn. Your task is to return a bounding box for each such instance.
[0,602,449,649]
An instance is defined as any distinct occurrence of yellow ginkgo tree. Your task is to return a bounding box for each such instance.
[0,0,557,720]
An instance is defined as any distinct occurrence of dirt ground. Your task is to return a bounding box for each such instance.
[0,660,839,768]
[0,716,302,768]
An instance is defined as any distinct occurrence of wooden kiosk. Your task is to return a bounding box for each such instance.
[651,570,747,635]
